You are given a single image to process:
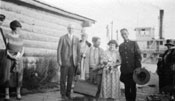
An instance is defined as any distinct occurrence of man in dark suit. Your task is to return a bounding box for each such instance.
[119,28,142,101]
[0,14,6,87]
[57,24,80,100]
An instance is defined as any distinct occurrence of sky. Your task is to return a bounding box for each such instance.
[39,0,175,48]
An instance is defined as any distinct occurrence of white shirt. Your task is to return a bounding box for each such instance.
[0,32,6,49]
[68,33,73,41]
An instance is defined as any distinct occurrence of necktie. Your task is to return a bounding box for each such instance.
[94,48,99,65]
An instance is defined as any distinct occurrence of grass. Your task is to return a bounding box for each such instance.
[23,56,59,90]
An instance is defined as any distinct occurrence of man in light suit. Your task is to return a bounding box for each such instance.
[57,24,80,100]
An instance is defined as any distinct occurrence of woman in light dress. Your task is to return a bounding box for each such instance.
[100,40,121,100]
[79,30,91,80]
[4,20,24,100]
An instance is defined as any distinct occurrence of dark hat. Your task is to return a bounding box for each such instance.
[0,14,5,21]
[108,40,118,47]
[133,68,150,85]
[165,39,174,46]
[10,20,22,30]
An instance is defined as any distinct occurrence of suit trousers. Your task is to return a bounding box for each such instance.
[122,73,136,101]
[0,50,6,86]
[89,68,102,98]
[60,65,75,96]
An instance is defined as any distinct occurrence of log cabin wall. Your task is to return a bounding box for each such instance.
[0,0,95,84]
[0,0,94,57]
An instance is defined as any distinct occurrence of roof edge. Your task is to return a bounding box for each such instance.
[2,0,96,24]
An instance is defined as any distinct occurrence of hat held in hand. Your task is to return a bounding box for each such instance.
[133,68,150,85]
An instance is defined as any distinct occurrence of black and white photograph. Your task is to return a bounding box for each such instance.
[0,0,175,101]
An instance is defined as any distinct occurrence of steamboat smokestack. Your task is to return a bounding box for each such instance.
[159,9,164,39]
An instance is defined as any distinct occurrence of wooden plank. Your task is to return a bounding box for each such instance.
[1,14,66,37]
[23,39,58,50]
[24,47,57,57]
[0,2,83,30]
[0,9,68,31]
[1,9,82,37]
[2,27,60,43]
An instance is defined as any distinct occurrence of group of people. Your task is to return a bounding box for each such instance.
[57,24,142,101]
[0,13,142,101]
[0,14,24,100]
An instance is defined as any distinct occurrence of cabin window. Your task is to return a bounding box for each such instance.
[160,41,163,45]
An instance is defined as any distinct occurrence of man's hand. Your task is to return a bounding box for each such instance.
[135,68,141,74]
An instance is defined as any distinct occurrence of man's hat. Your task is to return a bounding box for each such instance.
[165,39,174,46]
[0,14,5,21]
[133,68,150,85]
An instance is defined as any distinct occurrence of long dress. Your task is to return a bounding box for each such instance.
[4,33,24,87]
[79,41,90,80]
[100,49,121,99]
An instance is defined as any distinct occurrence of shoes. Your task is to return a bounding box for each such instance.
[5,94,10,101]
[61,95,69,100]
[17,93,22,100]
[67,95,72,100]
[4,98,10,101]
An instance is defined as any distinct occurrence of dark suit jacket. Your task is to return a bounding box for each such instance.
[0,27,6,86]
[119,40,142,74]
[57,34,80,67]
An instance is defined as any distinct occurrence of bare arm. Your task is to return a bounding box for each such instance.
[7,50,16,59]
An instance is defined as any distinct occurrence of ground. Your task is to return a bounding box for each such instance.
[0,64,166,101]
[0,73,159,101]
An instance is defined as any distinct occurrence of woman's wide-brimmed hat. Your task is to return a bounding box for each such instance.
[165,39,174,46]
[133,68,150,85]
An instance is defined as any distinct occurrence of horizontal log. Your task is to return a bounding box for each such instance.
[24,47,57,57]
[23,56,57,63]
[2,27,60,43]
[1,11,81,38]
[1,15,66,37]
[23,57,40,63]
[0,9,66,30]
[0,2,83,29]
[23,39,58,50]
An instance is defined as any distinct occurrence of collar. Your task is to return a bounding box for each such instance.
[170,46,175,49]
[92,46,99,49]
[108,48,117,52]
[67,33,73,39]
[124,39,130,43]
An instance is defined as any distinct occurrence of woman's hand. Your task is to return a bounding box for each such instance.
[81,53,86,58]
[15,52,21,60]
[7,50,16,59]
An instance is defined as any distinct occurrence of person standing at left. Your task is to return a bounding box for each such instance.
[4,20,24,100]
[0,14,6,87]
[57,24,80,100]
